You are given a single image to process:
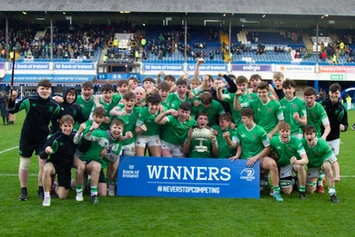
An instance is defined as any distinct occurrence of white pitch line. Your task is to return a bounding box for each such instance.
[0,174,37,177]
[0,146,19,154]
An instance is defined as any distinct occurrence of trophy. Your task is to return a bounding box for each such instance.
[191,128,213,153]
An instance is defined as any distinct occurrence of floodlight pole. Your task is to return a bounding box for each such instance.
[5,17,9,60]
[315,20,319,65]
[184,13,188,64]
[50,17,53,62]
[228,14,233,67]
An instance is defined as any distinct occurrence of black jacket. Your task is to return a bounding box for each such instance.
[50,87,85,134]
[39,131,77,168]
[322,99,348,141]
[7,95,60,142]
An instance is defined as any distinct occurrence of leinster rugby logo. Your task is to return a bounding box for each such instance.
[240,168,255,181]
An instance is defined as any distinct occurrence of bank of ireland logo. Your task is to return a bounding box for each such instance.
[240,168,255,181]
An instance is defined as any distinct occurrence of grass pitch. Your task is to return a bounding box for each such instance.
[0,111,355,236]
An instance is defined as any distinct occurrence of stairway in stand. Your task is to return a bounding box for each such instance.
[220,31,230,63]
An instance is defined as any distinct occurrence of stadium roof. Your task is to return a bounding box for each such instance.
[1,0,355,16]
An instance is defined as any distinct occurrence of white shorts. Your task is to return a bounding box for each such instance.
[327,139,340,155]
[161,141,184,157]
[120,142,136,156]
[307,155,338,178]
[136,135,161,148]
[279,164,296,179]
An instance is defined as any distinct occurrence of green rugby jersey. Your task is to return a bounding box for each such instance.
[160,116,196,145]
[302,138,335,168]
[306,102,329,137]
[136,107,161,136]
[236,124,270,159]
[211,125,238,158]
[224,92,257,126]
[280,97,306,135]
[191,100,224,126]
[243,98,284,134]
[270,136,305,167]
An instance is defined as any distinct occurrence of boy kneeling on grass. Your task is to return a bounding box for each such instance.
[40,115,77,207]
[302,125,341,203]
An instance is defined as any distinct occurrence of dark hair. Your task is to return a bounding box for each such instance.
[101,83,114,92]
[163,75,176,82]
[176,78,187,86]
[122,91,136,101]
[205,74,214,82]
[117,79,128,87]
[282,79,296,89]
[240,108,254,119]
[303,125,316,134]
[60,114,75,125]
[146,93,162,104]
[199,92,213,105]
[329,83,341,92]
[143,77,155,84]
[38,79,52,87]
[250,74,262,81]
[82,80,93,89]
[304,87,317,96]
[179,101,191,111]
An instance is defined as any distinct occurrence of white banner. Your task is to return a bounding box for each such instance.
[275,65,315,73]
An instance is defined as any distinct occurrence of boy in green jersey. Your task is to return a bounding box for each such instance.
[191,92,224,127]
[270,122,308,199]
[211,113,238,158]
[217,75,257,126]
[155,102,196,157]
[304,87,331,193]
[89,83,115,130]
[231,108,283,202]
[234,81,284,139]
[136,93,163,157]
[157,82,170,111]
[76,81,95,121]
[73,107,106,203]
[280,79,307,138]
[302,125,340,203]
[183,111,218,158]
[165,79,192,110]
[110,91,139,156]
[103,118,132,196]
[248,74,277,99]
[93,80,128,110]
[304,87,330,140]
[74,118,128,203]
